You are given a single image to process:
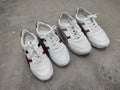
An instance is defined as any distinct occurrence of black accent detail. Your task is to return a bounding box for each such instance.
[38,41,41,47]
[77,22,88,37]
[25,55,30,66]
[57,27,67,45]
[38,38,50,58]
[26,50,28,54]
[41,38,46,42]
[36,22,38,29]
[62,28,67,31]
[36,36,51,59]
[22,49,30,67]
[55,32,58,35]
[80,22,85,25]
[44,39,46,42]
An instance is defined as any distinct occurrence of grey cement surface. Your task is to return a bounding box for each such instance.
[0,0,120,90]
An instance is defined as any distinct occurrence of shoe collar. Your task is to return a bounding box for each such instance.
[58,12,77,27]
[36,21,56,38]
[21,29,38,49]
[76,8,97,21]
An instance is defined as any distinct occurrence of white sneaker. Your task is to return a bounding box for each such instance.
[36,21,70,66]
[75,8,110,48]
[58,12,92,55]
[20,29,53,81]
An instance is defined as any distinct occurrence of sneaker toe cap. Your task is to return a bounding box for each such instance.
[89,33,110,48]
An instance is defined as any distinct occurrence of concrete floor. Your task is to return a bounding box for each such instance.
[0,0,120,90]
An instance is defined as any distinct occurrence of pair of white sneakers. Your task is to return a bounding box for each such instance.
[58,8,110,55]
[21,22,70,81]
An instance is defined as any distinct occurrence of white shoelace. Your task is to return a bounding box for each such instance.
[44,32,60,50]
[84,14,99,33]
[26,41,44,64]
[67,21,81,40]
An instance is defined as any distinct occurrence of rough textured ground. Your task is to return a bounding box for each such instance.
[0,0,120,90]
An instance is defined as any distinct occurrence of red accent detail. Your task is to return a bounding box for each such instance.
[42,51,46,54]
[85,29,90,32]
[28,59,32,63]
[46,46,50,49]
[67,36,71,39]
[59,39,62,43]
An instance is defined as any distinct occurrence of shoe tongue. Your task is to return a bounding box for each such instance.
[27,39,38,46]
[39,26,54,39]
[46,31,55,39]
[80,16,88,20]
[79,17,91,23]
[87,14,97,18]
[41,26,54,38]
[79,13,91,21]
[67,20,76,27]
